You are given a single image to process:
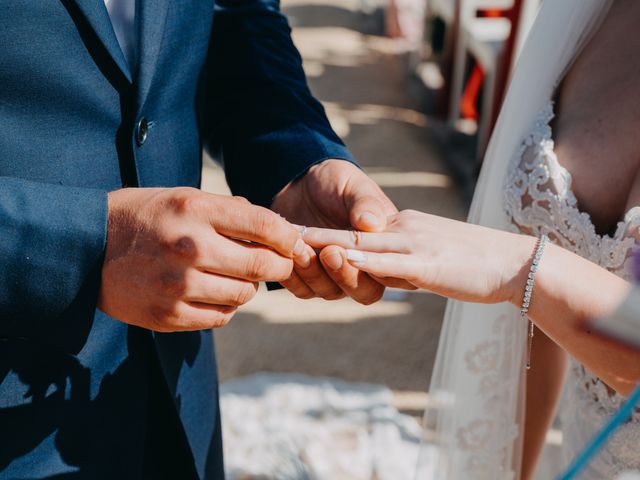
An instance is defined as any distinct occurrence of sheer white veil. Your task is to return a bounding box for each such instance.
[417,1,613,478]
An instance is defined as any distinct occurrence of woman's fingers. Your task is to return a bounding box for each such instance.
[345,249,423,288]
[302,227,405,253]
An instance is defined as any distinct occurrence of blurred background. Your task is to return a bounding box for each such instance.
[201,0,540,478]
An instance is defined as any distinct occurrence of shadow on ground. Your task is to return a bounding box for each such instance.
[216,290,445,411]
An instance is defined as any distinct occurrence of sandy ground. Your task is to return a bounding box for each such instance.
[200,0,467,418]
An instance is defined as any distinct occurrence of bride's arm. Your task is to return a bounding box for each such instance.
[303,210,637,394]
[521,234,634,394]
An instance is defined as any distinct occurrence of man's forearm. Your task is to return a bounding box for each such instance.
[202,0,356,207]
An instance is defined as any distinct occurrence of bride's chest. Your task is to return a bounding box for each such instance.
[503,104,640,278]
[550,108,640,233]
[546,0,640,230]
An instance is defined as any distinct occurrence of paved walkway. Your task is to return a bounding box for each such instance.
[201,0,467,417]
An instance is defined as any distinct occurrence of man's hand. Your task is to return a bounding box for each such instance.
[98,187,303,331]
[271,159,406,304]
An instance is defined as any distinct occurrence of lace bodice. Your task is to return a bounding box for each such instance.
[503,102,640,477]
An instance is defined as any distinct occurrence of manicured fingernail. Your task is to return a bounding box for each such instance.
[293,238,305,256]
[323,253,343,271]
[294,251,311,269]
[346,249,366,263]
[359,212,380,228]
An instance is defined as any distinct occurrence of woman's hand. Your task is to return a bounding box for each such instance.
[302,210,537,305]
[305,210,639,394]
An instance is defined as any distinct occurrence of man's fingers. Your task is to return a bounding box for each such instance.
[280,270,316,299]
[319,246,385,305]
[185,270,259,307]
[210,202,302,257]
[292,245,345,300]
[182,302,238,330]
[201,237,294,282]
[345,249,422,287]
[152,302,238,332]
[302,227,404,252]
[348,194,390,232]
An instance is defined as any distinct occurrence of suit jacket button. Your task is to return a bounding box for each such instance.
[136,117,148,146]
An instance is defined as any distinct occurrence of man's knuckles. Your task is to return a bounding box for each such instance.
[228,282,258,307]
[164,187,204,214]
[159,234,200,261]
[252,209,279,236]
[157,271,188,298]
[243,251,293,281]
[251,209,300,254]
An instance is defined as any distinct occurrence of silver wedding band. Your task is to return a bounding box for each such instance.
[349,229,362,246]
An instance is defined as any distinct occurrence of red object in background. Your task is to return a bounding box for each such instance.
[434,0,526,137]
[480,9,504,18]
[459,4,526,136]
[460,64,484,120]
[459,8,506,121]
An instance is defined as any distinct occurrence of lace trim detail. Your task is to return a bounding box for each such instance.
[503,102,640,423]
[456,315,519,479]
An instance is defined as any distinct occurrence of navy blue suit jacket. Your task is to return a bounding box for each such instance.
[0,1,354,478]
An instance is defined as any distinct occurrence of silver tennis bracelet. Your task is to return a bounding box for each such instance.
[522,234,549,370]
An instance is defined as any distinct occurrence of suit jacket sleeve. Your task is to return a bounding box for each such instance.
[0,177,107,338]
[203,0,357,207]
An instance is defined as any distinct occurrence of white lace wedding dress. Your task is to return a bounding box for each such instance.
[503,102,640,478]
[421,2,640,479]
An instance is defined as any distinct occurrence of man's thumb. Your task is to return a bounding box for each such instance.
[349,194,388,232]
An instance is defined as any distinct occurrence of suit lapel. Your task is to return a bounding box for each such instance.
[69,0,132,83]
[136,0,171,111]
